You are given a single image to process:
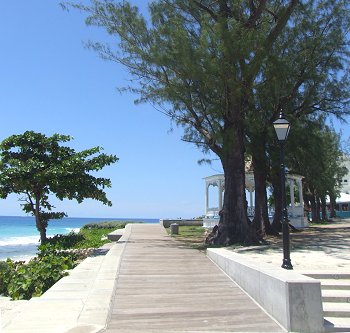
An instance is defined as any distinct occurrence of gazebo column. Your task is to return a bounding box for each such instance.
[297,179,304,207]
[205,183,209,216]
[289,180,295,217]
[245,184,254,216]
[218,180,223,212]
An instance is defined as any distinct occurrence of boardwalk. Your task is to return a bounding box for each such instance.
[106,224,285,333]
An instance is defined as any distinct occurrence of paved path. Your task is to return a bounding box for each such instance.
[235,221,350,272]
[105,224,285,333]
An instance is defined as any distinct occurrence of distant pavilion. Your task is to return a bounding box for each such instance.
[203,173,307,228]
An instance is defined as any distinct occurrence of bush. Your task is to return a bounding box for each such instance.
[48,232,85,248]
[0,221,128,300]
[47,221,127,250]
[0,244,79,300]
[82,221,128,229]
[47,227,124,250]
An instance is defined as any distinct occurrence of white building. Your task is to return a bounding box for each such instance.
[203,172,307,229]
[340,156,350,194]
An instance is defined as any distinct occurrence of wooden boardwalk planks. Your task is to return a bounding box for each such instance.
[105,224,285,332]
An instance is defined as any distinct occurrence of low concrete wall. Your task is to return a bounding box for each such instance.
[207,248,324,333]
[159,219,203,228]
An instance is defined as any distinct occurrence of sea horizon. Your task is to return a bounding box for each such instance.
[0,215,159,261]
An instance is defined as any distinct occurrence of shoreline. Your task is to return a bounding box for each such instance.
[0,217,157,262]
[0,254,36,263]
[0,230,82,263]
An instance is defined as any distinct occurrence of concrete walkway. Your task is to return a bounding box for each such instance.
[1,223,286,333]
[233,220,350,272]
[105,224,285,333]
[1,242,126,333]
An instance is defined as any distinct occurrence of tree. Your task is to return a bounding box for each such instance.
[64,0,306,245]
[65,0,349,244]
[286,121,346,222]
[246,0,349,232]
[0,131,118,243]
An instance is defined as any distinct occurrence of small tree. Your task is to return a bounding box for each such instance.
[0,131,118,243]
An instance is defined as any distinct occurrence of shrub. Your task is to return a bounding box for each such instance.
[47,228,121,250]
[47,232,85,248]
[0,244,79,300]
[82,221,128,229]
[0,221,128,300]
[46,221,127,250]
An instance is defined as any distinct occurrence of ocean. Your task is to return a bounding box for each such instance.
[0,216,158,261]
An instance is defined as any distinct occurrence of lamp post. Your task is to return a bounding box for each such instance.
[273,111,293,270]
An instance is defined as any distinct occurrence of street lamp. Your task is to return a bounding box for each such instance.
[273,111,293,270]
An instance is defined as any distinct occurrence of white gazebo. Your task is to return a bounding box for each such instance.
[203,173,307,229]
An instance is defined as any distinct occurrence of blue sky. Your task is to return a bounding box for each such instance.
[0,1,223,219]
[0,1,348,219]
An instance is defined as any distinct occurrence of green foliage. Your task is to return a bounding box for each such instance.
[288,121,346,201]
[75,228,112,248]
[0,222,128,300]
[82,221,127,229]
[47,222,127,249]
[0,131,118,243]
[47,229,109,249]
[67,0,350,154]
[0,245,79,300]
[47,232,86,249]
[66,0,349,243]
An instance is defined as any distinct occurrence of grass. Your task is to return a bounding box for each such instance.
[166,226,207,250]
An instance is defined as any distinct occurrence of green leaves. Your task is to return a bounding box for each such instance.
[0,131,118,243]
[0,245,79,300]
[0,222,126,300]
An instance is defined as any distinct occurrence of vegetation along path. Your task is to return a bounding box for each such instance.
[106,224,285,333]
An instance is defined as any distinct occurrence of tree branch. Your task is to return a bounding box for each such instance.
[247,0,299,82]
[193,1,218,21]
[245,0,267,28]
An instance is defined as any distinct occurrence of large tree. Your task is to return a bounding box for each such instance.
[245,0,350,233]
[0,131,118,243]
[65,0,349,244]
[65,0,307,245]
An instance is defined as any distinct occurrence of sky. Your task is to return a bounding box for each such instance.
[0,1,224,219]
[0,1,348,220]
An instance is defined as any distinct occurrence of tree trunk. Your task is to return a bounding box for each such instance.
[252,155,278,236]
[218,160,254,245]
[309,195,317,222]
[303,195,311,221]
[321,196,327,221]
[271,173,282,232]
[35,195,47,244]
[316,195,321,221]
[209,125,257,245]
[329,192,337,218]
